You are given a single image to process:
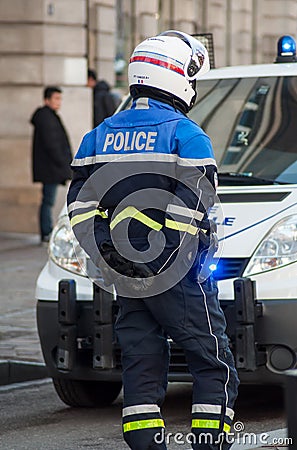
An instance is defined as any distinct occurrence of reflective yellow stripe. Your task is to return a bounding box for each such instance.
[224,423,231,433]
[165,218,198,235]
[123,419,165,433]
[192,419,220,430]
[192,420,230,433]
[110,206,162,231]
[70,209,107,228]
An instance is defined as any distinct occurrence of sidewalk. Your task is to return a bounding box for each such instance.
[0,232,49,384]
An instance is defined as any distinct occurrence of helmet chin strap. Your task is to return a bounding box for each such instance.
[130,85,194,115]
[189,80,197,109]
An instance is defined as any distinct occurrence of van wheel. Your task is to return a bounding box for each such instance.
[52,378,122,407]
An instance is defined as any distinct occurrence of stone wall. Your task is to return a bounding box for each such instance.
[0,0,91,233]
[89,0,117,84]
[1,0,297,233]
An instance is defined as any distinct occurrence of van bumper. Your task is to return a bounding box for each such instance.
[221,278,297,384]
[37,278,297,385]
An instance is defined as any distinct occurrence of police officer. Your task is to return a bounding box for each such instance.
[67,30,239,450]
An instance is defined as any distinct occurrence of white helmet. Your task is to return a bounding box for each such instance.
[128,30,210,113]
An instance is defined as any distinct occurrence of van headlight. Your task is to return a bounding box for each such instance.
[244,215,297,276]
[49,215,88,276]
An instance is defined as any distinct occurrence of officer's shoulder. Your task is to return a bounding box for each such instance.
[77,128,97,156]
[81,128,96,146]
[176,117,209,140]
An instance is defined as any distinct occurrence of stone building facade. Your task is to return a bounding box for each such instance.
[1,0,296,233]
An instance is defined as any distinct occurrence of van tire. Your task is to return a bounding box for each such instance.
[52,378,122,407]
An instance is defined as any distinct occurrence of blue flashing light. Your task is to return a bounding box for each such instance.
[278,35,296,56]
[209,263,217,272]
[276,35,297,63]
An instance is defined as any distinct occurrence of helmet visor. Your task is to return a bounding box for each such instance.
[159,30,210,80]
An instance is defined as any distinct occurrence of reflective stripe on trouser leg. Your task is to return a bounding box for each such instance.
[190,403,234,449]
[115,297,169,450]
[122,404,166,450]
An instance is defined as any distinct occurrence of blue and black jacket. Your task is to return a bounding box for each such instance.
[67,97,217,274]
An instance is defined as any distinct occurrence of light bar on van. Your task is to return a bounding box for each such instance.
[275,35,297,63]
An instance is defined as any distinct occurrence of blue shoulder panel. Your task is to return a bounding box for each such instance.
[176,119,215,160]
[73,129,97,162]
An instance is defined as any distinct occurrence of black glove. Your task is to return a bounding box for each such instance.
[100,242,134,277]
[99,242,154,292]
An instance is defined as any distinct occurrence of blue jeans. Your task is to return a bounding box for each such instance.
[39,183,58,239]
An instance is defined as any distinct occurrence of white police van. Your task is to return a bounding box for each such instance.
[36,36,297,407]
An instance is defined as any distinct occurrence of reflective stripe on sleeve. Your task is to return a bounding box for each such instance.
[177,156,217,167]
[166,204,204,221]
[68,200,99,214]
[123,419,165,433]
[110,206,162,231]
[123,404,160,417]
[70,209,108,228]
[165,218,198,235]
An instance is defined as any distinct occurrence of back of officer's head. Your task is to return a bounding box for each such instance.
[128,30,210,114]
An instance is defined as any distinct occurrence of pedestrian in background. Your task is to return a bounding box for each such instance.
[30,86,72,244]
[87,69,120,127]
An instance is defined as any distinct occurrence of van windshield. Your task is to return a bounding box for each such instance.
[190,76,297,185]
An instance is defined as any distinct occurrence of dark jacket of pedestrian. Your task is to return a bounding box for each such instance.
[93,80,118,127]
[31,105,72,184]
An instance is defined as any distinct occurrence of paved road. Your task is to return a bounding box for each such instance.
[0,380,286,450]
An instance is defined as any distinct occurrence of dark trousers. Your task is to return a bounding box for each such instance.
[115,275,239,450]
[39,183,58,239]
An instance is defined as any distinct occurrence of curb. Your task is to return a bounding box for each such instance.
[0,360,49,386]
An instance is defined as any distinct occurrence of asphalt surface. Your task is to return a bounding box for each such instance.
[0,232,49,383]
[0,380,287,450]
